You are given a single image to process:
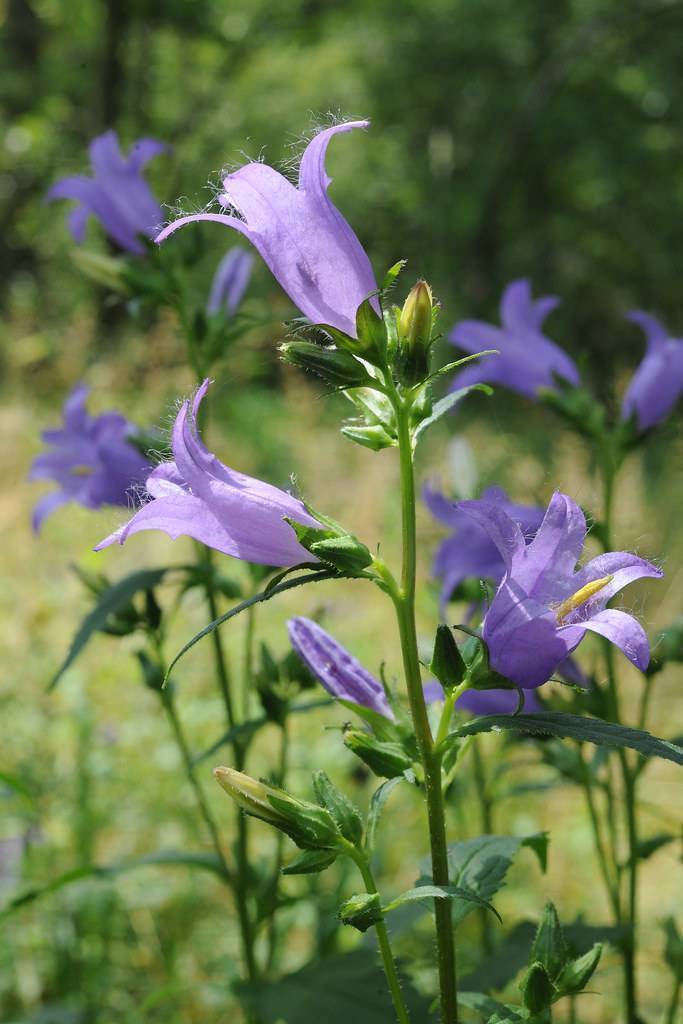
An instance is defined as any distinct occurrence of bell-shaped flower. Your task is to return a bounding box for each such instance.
[156,121,377,337]
[449,279,580,399]
[622,311,683,432]
[457,491,662,687]
[424,483,544,611]
[96,379,320,566]
[288,617,395,720]
[206,248,254,317]
[424,680,543,716]
[30,385,150,532]
[46,130,166,255]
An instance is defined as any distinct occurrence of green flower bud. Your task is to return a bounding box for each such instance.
[312,770,364,845]
[338,891,383,932]
[399,280,433,349]
[343,729,413,779]
[280,341,372,389]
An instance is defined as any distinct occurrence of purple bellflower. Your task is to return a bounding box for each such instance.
[30,385,150,532]
[424,483,544,612]
[622,311,683,432]
[449,279,580,399]
[457,491,662,688]
[288,617,395,720]
[206,248,254,317]
[46,130,166,255]
[423,680,543,716]
[96,379,320,566]
[156,121,377,337]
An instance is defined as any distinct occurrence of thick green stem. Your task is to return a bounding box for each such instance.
[347,845,412,1024]
[389,396,458,1024]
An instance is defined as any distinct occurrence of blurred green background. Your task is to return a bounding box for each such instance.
[1,2,683,1023]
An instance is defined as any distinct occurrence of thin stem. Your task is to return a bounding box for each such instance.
[346,844,412,1024]
[471,738,494,955]
[265,720,290,973]
[665,976,682,1024]
[201,545,238,735]
[579,755,621,920]
[388,390,458,1024]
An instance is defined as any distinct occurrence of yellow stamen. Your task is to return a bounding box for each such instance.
[69,465,94,477]
[554,575,614,624]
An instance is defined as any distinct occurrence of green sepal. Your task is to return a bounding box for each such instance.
[340,424,396,451]
[354,296,387,363]
[279,340,373,389]
[430,624,466,692]
[520,961,554,1014]
[308,535,373,575]
[532,901,568,981]
[343,729,414,779]
[281,848,338,875]
[312,770,364,846]
[554,943,602,997]
[381,260,407,292]
[338,891,383,933]
[265,792,341,851]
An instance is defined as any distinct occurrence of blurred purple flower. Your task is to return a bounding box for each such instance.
[96,379,319,566]
[622,311,683,432]
[458,491,662,688]
[206,248,254,317]
[30,385,149,532]
[424,680,542,715]
[46,130,166,255]
[288,616,394,720]
[449,279,580,399]
[424,483,544,612]
[156,121,377,337]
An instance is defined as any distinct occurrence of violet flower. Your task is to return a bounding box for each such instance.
[206,248,254,317]
[457,491,662,688]
[288,617,395,720]
[449,279,580,399]
[46,130,166,255]
[156,121,377,337]
[424,680,542,716]
[622,311,683,432]
[96,379,320,566]
[424,483,544,611]
[29,385,150,533]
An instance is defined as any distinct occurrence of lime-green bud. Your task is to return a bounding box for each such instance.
[399,280,433,348]
[338,891,383,932]
[71,250,130,294]
[213,767,284,826]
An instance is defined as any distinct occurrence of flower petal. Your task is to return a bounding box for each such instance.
[559,609,651,672]
[570,551,663,612]
[456,687,543,715]
[626,310,669,352]
[32,491,69,533]
[520,492,586,601]
[455,499,526,572]
[206,248,254,316]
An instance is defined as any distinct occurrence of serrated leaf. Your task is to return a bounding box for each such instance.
[49,568,175,690]
[413,384,492,446]
[383,884,501,922]
[440,712,683,766]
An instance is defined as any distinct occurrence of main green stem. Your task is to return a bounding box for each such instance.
[392,397,458,1024]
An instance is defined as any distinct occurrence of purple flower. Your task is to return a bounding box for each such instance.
[288,617,395,720]
[424,483,544,612]
[156,121,377,337]
[424,680,543,715]
[457,491,662,688]
[449,279,580,399]
[206,248,254,317]
[46,130,166,255]
[96,379,320,566]
[29,385,150,533]
[622,311,683,432]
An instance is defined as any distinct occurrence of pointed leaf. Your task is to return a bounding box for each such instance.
[413,384,492,446]
[383,884,501,922]
[365,776,405,854]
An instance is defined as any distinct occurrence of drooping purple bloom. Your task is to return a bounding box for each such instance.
[46,130,166,255]
[206,248,254,317]
[288,617,395,720]
[457,491,662,688]
[424,483,544,612]
[622,311,683,432]
[96,379,320,566]
[156,121,378,337]
[29,385,150,532]
[424,680,543,716]
[449,279,580,399]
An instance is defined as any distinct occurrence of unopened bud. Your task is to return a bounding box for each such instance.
[71,250,130,294]
[343,729,413,779]
[338,891,383,932]
[399,281,433,349]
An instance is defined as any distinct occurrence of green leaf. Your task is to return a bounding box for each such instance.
[439,712,683,766]
[281,849,338,875]
[457,992,527,1022]
[413,384,492,446]
[0,770,36,807]
[49,567,174,690]
[340,423,396,451]
[664,917,683,980]
[365,776,405,854]
[237,950,432,1022]
[164,569,337,683]
[1,850,228,918]
[383,883,501,922]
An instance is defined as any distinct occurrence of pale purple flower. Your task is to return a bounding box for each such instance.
[424,483,544,612]
[29,385,150,532]
[457,491,662,688]
[156,121,377,337]
[96,379,320,566]
[288,617,395,720]
[424,680,543,716]
[206,248,254,317]
[622,311,683,432]
[449,279,580,399]
[46,130,166,255]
